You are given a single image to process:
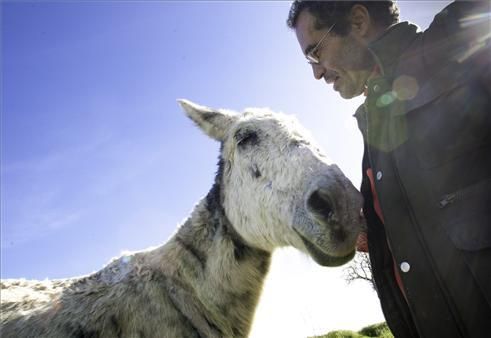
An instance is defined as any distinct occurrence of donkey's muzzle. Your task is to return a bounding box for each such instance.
[291,167,362,266]
[306,188,336,224]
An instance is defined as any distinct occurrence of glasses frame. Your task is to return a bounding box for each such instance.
[306,23,336,65]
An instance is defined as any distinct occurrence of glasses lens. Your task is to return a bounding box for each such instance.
[306,53,319,65]
[306,23,335,66]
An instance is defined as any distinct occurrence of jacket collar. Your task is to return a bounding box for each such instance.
[367,22,420,77]
[353,22,420,122]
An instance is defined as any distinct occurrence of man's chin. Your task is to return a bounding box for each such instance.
[339,91,359,100]
[337,86,365,99]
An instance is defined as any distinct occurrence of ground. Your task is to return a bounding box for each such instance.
[311,322,393,338]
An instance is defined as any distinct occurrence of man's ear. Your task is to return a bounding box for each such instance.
[349,4,372,40]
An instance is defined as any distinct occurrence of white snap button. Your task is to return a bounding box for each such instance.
[376,171,383,181]
[373,84,381,93]
[400,262,410,273]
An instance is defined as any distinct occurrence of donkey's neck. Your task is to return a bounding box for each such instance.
[161,183,272,337]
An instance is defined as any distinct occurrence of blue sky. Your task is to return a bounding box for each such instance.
[1,1,450,336]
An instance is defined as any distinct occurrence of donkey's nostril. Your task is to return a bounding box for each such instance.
[307,190,334,221]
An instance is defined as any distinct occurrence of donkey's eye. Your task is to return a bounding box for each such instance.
[290,140,301,148]
[291,139,308,148]
[236,131,259,148]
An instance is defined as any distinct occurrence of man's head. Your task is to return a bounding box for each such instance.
[287,1,399,99]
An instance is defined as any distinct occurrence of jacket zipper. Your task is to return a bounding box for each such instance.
[439,193,456,208]
[439,177,491,209]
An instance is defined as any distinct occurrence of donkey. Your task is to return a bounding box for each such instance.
[0,100,364,337]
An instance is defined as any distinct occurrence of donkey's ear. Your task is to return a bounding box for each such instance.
[178,99,237,142]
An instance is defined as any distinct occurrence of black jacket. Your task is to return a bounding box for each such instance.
[355,2,491,337]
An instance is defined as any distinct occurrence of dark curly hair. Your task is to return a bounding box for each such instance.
[287,1,399,36]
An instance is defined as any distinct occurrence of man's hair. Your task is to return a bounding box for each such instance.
[287,1,399,35]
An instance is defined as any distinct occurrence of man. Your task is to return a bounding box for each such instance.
[287,1,490,337]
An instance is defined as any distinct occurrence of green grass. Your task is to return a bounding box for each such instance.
[310,322,393,338]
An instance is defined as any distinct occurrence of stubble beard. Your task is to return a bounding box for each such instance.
[337,36,374,99]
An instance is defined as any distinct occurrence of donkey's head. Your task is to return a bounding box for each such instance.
[179,99,364,267]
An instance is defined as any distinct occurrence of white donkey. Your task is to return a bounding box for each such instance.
[0,100,364,337]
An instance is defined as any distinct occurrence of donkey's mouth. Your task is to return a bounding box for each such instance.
[293,228,355,267]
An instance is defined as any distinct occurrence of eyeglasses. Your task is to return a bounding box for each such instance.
[306,23,336,65]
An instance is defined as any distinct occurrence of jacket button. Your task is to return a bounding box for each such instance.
[376,171,383,180]
[400,262,411,273]
[373,84,381,93]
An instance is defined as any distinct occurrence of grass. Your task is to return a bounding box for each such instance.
[310,322,394,338]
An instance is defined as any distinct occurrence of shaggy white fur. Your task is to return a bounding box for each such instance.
[0,100,364,337]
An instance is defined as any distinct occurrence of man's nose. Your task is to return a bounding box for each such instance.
[312,64,325,80]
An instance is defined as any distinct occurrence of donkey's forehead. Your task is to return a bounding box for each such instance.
[231,108,304,136]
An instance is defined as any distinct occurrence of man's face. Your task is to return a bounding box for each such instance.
[295,10,374,99]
